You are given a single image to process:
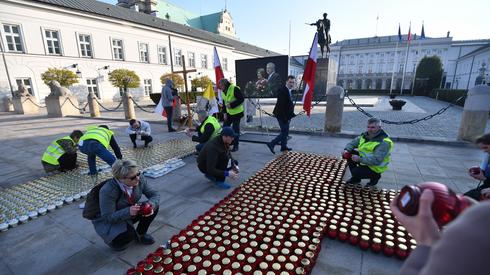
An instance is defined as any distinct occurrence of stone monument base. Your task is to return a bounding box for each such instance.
[45,95,80,117]
[12,96,40,114]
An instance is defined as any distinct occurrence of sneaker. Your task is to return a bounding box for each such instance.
[266,142,275,154]
[280,147,292,152]
[168,128,177,132]
[215,182,231,189]
[346,178,361,184]
[138,234,155,245]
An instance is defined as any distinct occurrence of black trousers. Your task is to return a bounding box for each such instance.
[110,206,159,248]
[464,179,490,201]
[223,114,242,147]
[347,159,381,184]
[129,134,153,146]
[164,106,174,131]
[58,153,77,171]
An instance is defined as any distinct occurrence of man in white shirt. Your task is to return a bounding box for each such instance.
[126,119,153,148]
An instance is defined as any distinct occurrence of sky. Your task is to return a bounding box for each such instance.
[99,0,490,56]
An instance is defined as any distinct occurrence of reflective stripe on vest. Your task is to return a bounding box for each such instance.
[200,116,222,138]
[358,136,393,174]
[41,136,73,165]
[221,84,244,115]
[80,126,113,148]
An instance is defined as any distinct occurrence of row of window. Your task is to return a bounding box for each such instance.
[2,23,229,70]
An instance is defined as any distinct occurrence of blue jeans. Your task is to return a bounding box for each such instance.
[270,118,290,150]
[79,139,116,175]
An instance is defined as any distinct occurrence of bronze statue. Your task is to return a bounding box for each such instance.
[308,13,331,58]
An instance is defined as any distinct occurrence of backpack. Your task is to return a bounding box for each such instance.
[82,179,120,220]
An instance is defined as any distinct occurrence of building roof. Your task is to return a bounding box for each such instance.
[331,34,451,48]
[29,0,277,56]
[199,11,222,34]
[155,0,200,28]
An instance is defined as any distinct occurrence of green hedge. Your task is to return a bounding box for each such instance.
[427,89,467,107]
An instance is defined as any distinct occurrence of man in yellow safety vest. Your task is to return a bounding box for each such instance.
[41,130,83,173]
[186,110,222,152]
[78,125,123,175]
[343,118,393,187]
[219,78,244,152]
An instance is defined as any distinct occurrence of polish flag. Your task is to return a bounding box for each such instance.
[214,47,225,103]
[301,33,318,116]
[407,23,412,43]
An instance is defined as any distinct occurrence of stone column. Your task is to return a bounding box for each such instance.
[122,90,136,120]
[45,95,80,117]
[324,86,345,133]
[381,79,387,90]
[87,91,100,117]
[361,79,367,89]
[12,96,40,114]
[458,85,490,141]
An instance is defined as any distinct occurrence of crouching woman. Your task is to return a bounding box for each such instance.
[93,159,160,251]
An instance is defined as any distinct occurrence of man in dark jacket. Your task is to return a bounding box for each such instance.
[219,78,244,152]
[267,75,296,154]
[197,127,239,189]
[343,118,393,186]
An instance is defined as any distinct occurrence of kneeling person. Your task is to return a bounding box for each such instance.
[187,110,222,152]
[127,119,153,148]
[42,130,83,173]
[343,118,393,186]
[92,159,160,251]
[197,127,239,189]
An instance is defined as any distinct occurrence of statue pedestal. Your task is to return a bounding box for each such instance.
[0,97,14,112]
[45,95,80,117]
[314,58,337,101]
[458,85,490,141]
[12,96,40,114]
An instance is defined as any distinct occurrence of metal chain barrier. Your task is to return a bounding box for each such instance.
[23,97,47,108]
[61,97,89,111]
[344,91,467,125]
[130,97,156,113]
[95,98,123,112]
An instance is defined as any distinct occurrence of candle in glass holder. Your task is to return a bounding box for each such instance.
[359,235,370,250]
[396,244,409,260]
[383,241,395,257]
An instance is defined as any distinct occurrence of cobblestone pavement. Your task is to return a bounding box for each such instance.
[0,113,485,275]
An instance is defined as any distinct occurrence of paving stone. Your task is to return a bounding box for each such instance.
[44,245,116,275]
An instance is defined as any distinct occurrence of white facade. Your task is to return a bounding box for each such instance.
[0,0,269,102]
[329,35,490,91]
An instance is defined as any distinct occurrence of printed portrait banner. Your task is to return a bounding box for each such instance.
[236,55,289,98]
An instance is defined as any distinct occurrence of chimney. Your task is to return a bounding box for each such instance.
[130,4,139,12]
[447,31,450,38]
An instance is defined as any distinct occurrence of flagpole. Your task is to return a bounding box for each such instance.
[389,41,399,95]
[410,38,421,96]
[400,23,411,95]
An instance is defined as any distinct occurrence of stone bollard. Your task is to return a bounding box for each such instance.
[324,86,345,133]
[458,85,490,141]
[122,91,136,119]
[45,95,80,117]
[87,91,100,118]
[173,96,182,122]
[12,96,40,114]
[1,96,14,112]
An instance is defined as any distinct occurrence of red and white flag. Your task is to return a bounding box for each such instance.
[407,23,412,43]
[301,33,318,116]
[214,47,225,103]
